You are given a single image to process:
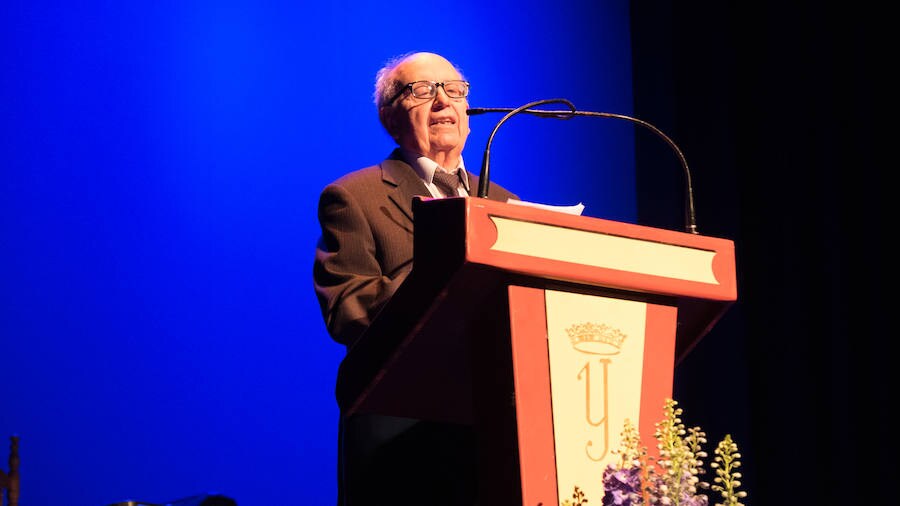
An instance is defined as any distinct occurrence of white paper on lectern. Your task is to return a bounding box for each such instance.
[506,199,585,216]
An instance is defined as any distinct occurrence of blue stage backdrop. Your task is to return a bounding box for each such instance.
[0,1,634,505]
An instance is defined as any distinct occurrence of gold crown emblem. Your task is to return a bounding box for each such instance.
[566,322,627,355]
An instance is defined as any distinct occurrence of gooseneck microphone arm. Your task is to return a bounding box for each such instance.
[473,98,577,200]
[467,105,699,235]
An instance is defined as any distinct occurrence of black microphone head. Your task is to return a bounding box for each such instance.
[467,107,517,116]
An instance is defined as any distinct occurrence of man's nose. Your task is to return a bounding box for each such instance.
[432,86,451,107]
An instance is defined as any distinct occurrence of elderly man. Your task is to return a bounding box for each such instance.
[313,52,518,505]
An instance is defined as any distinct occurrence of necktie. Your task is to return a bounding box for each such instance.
[432,170,463,198]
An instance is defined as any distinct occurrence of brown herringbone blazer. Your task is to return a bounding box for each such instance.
[313,149,517,348]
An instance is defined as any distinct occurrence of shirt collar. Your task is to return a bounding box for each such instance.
[398,148,471,194]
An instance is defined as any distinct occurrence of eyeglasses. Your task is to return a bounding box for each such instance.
[387,80,470,105]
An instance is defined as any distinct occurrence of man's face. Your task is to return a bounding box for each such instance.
[382,53,470,164]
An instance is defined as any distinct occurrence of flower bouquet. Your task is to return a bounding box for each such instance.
[563,398,748,506]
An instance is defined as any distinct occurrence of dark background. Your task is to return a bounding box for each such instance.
[633,3,888,504]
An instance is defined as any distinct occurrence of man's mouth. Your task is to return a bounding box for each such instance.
[430,118,456,125]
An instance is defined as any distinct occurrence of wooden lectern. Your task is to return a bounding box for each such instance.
[336,196,736,506]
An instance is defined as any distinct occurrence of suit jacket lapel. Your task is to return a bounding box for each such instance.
[381,150,431,223]
[380,150,509,223]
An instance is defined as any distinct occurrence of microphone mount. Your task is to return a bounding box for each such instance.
[467,103,699,235]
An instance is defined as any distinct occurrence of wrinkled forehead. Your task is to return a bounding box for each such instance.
[392,54,463,84]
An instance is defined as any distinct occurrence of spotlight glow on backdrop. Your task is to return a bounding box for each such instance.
[0,1,633,504]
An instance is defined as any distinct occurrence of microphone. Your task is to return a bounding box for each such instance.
[467,102,700,235]
[467,106,577,119]
[469,98,577,202]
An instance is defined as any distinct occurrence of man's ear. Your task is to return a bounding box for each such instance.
[379,106,402,142]
[379,107,394,135]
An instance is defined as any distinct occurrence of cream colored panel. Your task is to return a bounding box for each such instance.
[546,290,647,505]
[490,216,718,284]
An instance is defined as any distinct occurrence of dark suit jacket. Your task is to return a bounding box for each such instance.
[313,149,518,505]
[313,148,518,349]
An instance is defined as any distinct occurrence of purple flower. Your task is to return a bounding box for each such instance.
[677,493,709,506]
[602,465,643,506]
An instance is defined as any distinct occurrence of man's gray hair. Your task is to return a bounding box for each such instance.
[373,52,414,110]
[373,52,466,110]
